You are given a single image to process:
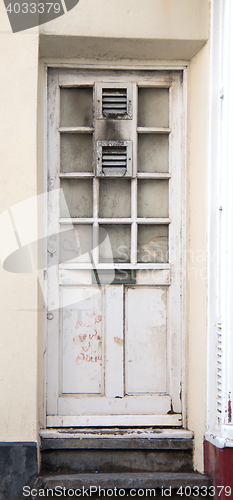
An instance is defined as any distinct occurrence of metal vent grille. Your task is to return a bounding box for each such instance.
[102,145,127,173]
[96,141,132,177]
[102,88,127,117]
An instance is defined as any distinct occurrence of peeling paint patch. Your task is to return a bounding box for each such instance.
[114,336,123,347]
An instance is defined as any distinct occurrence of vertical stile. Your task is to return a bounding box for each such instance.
[166,84,172,399]
[92,178,99,267]
[131,181,137,265]
[132,83,138,178]
[47,69,61,415]
[167,74,183,413]
[131,83,138,265]
[92,85,99,268]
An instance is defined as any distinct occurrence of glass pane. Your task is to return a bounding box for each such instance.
[138,180,168,218]
[60,225,92,263]
[99,179,131,218]
[60,88,93,127]
[60,134,93,173]
[99,225,131,263]
[138,88,169,128]
[60,179,93,218]
[137,225,168,263]
[138,134,169,173]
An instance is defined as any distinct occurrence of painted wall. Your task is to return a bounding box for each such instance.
[0,3,39,442]
[39,0,210,61]
[187,43,210,470]
[40,0,209,40]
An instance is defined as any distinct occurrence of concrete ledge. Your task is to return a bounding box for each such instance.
[39,35,207,61]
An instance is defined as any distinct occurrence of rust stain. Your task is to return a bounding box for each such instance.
[228,393,232,423]
[114,336,123,346]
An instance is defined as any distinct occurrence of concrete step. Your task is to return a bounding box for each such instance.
[40,428,194,474]
[37,471,212,489]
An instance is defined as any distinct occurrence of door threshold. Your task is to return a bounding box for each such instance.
[40,427,193,442]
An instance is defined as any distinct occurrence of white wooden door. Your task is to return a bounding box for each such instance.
[46,68,185,427]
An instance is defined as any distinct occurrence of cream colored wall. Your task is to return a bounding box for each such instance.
[40,0,209,40]
[186,43,210,471]
[0,4,39,442]
[39,0,210,61]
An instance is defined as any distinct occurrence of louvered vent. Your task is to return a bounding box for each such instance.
[96,141,132,177]
[102,146,127,174]
[102,88,127,117]
[96,83,133,120]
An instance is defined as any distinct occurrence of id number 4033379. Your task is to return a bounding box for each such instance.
[175,486,231,496]
[5,2,61,13]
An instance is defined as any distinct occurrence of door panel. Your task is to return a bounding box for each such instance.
[61,287,103,394]
[125,287,167,394]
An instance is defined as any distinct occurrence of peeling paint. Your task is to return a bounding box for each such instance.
[114,336,123,347]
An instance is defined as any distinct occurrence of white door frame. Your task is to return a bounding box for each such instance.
[43,63,187,428]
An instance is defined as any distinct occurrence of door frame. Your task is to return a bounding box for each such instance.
[42,63,187,428]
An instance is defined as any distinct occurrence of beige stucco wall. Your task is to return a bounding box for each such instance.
[0,3,39,442]
[0,0,210,474]
[40,0,209,40]
[39,0,209,61]
[187,42,210,471]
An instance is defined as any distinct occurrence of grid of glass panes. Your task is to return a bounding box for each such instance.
[59,85,170,267]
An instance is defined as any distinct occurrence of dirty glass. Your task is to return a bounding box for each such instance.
[138,134,169,173]
[138,180,169,218]
[137,225,168,263]
[60,134,93,173]
[60,87,93,127]
[60,225,93,263]
[99,224,131,263]
[99,179,131,218]
[60,179,93,218]
[138,88,169,128]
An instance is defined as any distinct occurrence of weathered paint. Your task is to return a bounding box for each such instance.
[46,68,184,425]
